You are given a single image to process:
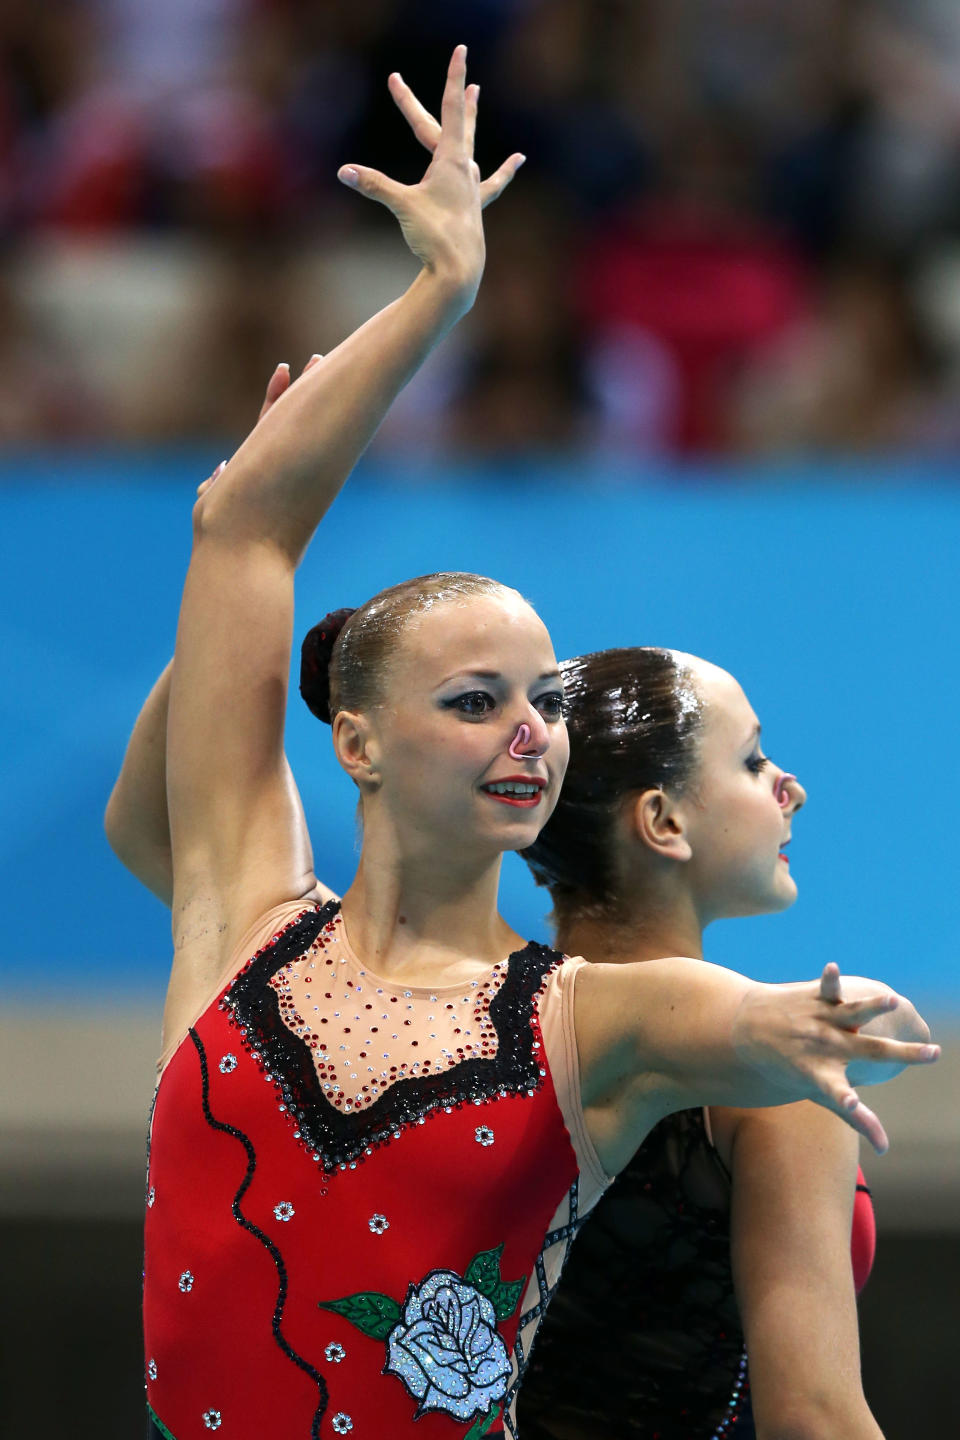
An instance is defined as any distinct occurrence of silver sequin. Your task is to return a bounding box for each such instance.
[178,1270,194,1293]
[147,1358,157,1381]
[273,1201,295,1222]
[219,1054,238,1074]
[325,1342,346,1363]
[368,1213,389,1235]
[202,1410,222,1430]
[475,1126,495,1147]
[332,1415,353,1434]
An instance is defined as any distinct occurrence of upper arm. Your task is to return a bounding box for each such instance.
[575,958,754,1174]
[726,1103,882,1439]
[166,507,318,975]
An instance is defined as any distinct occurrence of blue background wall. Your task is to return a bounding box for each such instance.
[2,455,956,1016]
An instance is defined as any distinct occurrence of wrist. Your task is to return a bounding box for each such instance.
[415,250,483,322]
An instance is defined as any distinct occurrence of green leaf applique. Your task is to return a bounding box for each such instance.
[464,1402,502,1438]
[491,1277,525,1321]
[318,1291,403,1341]
[464,1244,504,1297]
[464,1245,526,1319]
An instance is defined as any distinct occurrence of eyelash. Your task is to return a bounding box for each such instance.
[746,753,770,774]
[441,691,566,721]
[443,691,496,718]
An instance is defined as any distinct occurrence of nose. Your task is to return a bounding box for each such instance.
[775,772,806,812]
[508,715,550,761]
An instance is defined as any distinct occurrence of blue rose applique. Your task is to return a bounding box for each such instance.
[319,1244,525,1436]
[385,1269,511,1420]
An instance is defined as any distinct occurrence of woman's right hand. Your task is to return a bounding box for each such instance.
[336,45,525,314]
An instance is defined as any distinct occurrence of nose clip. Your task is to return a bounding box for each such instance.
[775,773,796,807]
[509,722,547,760]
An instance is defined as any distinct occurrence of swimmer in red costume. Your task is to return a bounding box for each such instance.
[520,648,902,1440]
[106,50,936,1440]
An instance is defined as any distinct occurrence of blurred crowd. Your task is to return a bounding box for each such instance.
[4,0,960,457]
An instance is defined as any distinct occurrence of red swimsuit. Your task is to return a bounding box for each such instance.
[143,900,605,1440]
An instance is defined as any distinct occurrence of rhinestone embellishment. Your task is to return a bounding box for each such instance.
[202,1411,222,1430]
[475,1125,495,1146]
[147,1186,156,1207]
[325,1341,346,1363]
[332,1415,353,1434]
[368,1213,389,1234]
[219,1053,238,1074]
[178,1270,194,1293]
[273,1201,295,1222]
[147,1358,157,1381]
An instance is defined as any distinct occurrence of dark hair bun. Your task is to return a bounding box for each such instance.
[299,608,355,723]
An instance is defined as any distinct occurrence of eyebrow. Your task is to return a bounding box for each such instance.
[742,722,762,748]
[435,668,562,688]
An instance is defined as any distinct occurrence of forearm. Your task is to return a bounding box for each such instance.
[200,267,473,562]
[105,660,174,904]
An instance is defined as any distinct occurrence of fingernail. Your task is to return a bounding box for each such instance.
[311,353,322,363]
[922,1044,940,1060]
[338,166,359,188]
[517,154,527,165]
[843,1093,859,1111]
[278,361,290,372]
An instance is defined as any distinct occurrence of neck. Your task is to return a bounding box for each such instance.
[339,834,520,983]
[557,890,706,966]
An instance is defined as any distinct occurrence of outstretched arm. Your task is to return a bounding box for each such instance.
[166,49,523,988]
[576,958,938,1170]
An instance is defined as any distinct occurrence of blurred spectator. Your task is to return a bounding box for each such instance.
[729,256,946,453]
[3,0,960,456]
[575,112,813,452]
[0,259,101,440]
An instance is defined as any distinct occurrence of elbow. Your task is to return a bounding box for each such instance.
[103,789,126,859]
[104,792,141,872]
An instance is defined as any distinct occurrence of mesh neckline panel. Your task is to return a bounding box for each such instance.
[222,901,563,1175]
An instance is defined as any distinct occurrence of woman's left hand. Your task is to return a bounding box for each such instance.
[336,45,525,312]
[734,962,939,1154]
[818,961,932,1086]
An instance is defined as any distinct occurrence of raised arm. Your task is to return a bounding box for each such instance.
[104,362,317,906]
[576,957,938,1170]
[105,660,175,903]
[165,49,524,987]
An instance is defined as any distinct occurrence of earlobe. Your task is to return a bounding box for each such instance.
[630,789,693,863]
[332,711,381,791]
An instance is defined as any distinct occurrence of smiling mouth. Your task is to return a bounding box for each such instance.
[481,778,545,808]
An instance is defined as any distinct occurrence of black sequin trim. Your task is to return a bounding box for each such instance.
[190,1027,329,1437]
[224,901,563,1171]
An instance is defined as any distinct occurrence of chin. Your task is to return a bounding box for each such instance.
[721,881,798,920]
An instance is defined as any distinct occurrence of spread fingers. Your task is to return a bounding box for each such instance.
[388,72,441,153]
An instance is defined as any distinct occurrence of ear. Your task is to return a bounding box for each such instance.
[331,710,381,792]
[628,788,692,863]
